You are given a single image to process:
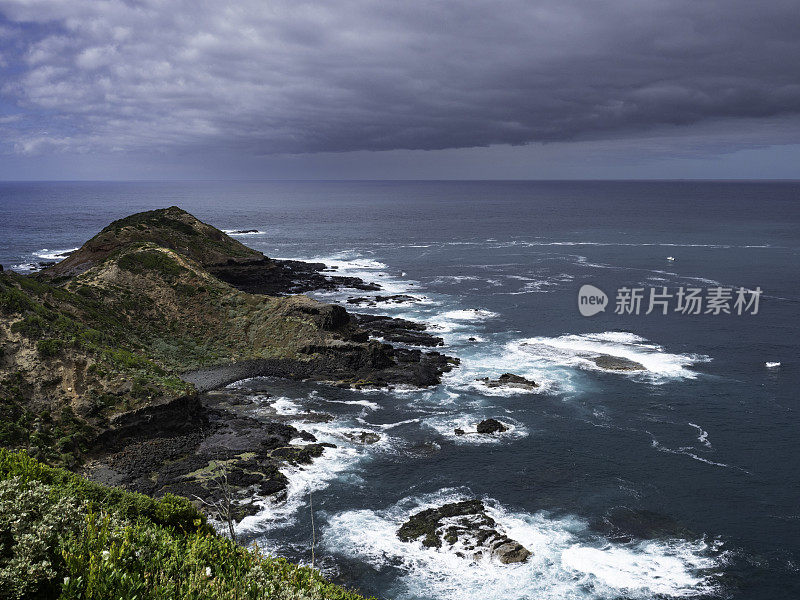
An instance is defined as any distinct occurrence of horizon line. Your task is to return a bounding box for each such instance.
[0,178,799,184]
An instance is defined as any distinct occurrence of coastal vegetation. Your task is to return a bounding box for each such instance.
[0,448,369,600]
[0,207,442,599]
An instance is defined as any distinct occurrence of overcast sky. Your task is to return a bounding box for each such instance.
[0,0,798,180]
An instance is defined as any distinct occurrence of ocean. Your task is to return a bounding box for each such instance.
[1,180,798,600]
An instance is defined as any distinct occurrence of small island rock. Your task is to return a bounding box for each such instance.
[478,373,538,389]
[592,354,646,371]
[476,419,508,434]
[397,500,531,564]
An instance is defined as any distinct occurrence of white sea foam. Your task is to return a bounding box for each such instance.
[271,397,302,415]
[688,423,712,448]
[323,398,381,410]
[500,272,575,294]
[356,417,422,430]
[222,229,266,236]
[425,308,499,337]
[510,332,710,382]
[237,393,396,536]
[439,308,499,321]
[488,239,769,250]
[11,263,37,272]
[561,542,717,597]
[300,251,417,298]
[766,361,781,368]
[323,491,721,600]
[439,338,570,396]
[33,247,79,260]
[648,433,747,473]
[423,414,528,445]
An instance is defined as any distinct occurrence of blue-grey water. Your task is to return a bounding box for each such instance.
[1,181,799,600]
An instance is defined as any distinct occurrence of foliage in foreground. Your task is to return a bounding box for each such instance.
[0,450,371,600]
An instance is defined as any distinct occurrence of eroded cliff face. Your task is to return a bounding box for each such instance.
[0,207,456,489]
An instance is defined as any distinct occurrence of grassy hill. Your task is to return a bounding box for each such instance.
[0,207,453,468]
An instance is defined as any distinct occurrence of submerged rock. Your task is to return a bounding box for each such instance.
[593,507,693,542]
[592,354,646,371]
[397,500,531,564]
[478,373,538,389]
[343,431,381,445]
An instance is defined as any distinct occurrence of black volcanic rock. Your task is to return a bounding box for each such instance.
[476,419,508,434]
[592,355,646,371]
[352,313,444,347]
[209,257,381,296]
[347,294,419,305]
[478,373,538,389]
[343,431,381,444]
[398,500,531,564]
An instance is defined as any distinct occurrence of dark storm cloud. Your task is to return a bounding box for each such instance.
[0,0,798,157]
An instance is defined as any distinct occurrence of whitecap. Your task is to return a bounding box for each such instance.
[511,332,710,382]
[648,433,748,473]
[561,542,716,597]
[688,423,712,448]
[11,263,37,272]
[222,229,266,236]
[323,491,722,600]
[423,415,528,445]
[33,247,79,260]
[323,398,381,410]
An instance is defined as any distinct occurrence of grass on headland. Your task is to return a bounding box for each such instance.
[0,449,373,600]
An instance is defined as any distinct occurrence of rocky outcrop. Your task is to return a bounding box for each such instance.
[40,206,380,295]
[209,257,381,296]
[346,294,420,306]
[454,419,509,436]
[343,431,381,444]
[478,373,538,389]
[351,314,444,347]
[476,419,508,434]
[397,500,531,564]
[84,390,339,521]
[592,355,646,371]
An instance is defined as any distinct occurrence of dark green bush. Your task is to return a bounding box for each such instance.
[118,250,186,278]
[37,339,65,357]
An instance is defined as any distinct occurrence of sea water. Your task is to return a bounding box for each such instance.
[1,180,798,599]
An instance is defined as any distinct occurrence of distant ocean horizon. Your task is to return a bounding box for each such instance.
[2,180,799,600]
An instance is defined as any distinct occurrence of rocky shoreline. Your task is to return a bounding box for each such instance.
[0,207,461,525]
[84,387,335,521]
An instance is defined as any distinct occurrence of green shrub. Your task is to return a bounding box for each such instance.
[11,314,51,337]
[118,250,186,278]
[0,281,36,314]
[0,450,206,534]
[0,451,373,600]
[37,339,65,357]
[0,477,85,599]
